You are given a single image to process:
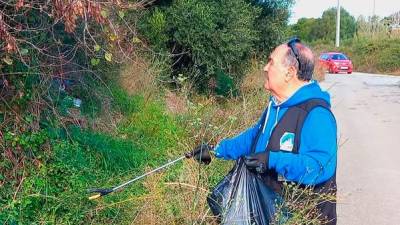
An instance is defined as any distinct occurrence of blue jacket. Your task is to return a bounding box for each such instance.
[214,81,337,185]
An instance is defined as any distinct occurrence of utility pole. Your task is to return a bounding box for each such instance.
[335,0,341,47]
[372,0,376,36]
[373,0,375,16]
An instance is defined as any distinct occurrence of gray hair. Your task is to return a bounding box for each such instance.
[283,43,314,81]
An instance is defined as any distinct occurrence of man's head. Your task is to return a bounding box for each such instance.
[263,38,314,102]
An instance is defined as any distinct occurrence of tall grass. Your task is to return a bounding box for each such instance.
[117,59,334,224]
[1,55,334,224]
[345,37,400,74]
[312,36,400,75]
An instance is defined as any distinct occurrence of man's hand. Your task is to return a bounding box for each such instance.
[185,144,213,165]
[244,151,269,173]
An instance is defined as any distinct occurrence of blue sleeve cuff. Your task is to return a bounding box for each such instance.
[214,143,223,158]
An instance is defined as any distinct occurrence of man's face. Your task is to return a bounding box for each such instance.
[263,45,290,96]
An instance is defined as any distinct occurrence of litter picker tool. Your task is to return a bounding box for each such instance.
[88,146,213,200]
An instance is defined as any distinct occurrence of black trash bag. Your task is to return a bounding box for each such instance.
[207,158,280,225]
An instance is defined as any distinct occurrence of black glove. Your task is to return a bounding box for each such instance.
[185,144,213,165]
[244,151,270,173]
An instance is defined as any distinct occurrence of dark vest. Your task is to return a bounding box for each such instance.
[252,98,337,225]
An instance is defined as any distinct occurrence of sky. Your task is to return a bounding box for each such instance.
[289,0,400,24]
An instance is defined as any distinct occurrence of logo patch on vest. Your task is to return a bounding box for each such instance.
[280,132,295,151]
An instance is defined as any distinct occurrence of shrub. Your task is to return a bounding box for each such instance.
[214,69,238,97]
[342,37,400,74]
[290,7,356,43]
[312,36,400,75]
[140,8,169,51]
[0,91,188,224]
[253,0,294,55]
[169,0,259,80]
[139,0,260,92]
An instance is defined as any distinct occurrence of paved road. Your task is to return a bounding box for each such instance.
[320,72,400,225]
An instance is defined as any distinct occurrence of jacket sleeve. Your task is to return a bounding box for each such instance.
[214,124,259,160]
[267,107,337,185]
[214,110,266,160]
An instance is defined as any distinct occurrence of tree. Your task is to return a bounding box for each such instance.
[140,0,294,94]
[251,0,294,55]
[0,0,150,130]
[291,7,356,42]
[291,18,318,42]
[141,0,261,93]
[356,15,391,39]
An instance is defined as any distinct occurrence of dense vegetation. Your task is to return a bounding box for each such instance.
[290,7,356,42]
[2,1,397,224]
[0,0,295,224]
[290,7,400,75]
[139,0,294,95]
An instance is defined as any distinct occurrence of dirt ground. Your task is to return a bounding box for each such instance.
[320,72,400,225]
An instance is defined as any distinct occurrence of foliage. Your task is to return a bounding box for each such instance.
[0,4,151,223]
[1,134,142,224]
[0,0,149,133]
[355,15,398,39]
[1,1,330,224]
[1,53,335,224]
[117,95,186,157]
[214,69,238,97]
[291,7,356,43]
[311,35,400,75]
[166,0,259,83]
[1,90,188,224]
[290,17,318,41]
[274,183,336,225]
[140,8,169,51]
[139,0,293,93]
[291,6,400,75]
[342,37,400,74]
[251,0,294,55]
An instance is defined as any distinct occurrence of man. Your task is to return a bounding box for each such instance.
[193,38,337,224]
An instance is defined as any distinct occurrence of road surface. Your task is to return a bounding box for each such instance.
[320,72,400,225]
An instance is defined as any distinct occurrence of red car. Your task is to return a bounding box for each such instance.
[319,52,353,74]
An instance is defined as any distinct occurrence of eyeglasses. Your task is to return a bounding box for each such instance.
[287,37,302,72]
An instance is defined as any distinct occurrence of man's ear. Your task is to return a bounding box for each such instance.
[285,66,297,82]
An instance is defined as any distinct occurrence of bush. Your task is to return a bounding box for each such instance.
[311,36,400,75]
[138,0,294,94]
[139,0,260,91]
[342,37,400,74]
[168,0,259,81]
[290,7,356,43]
[214,69,238,97]
[254,0,294,55]
[140,8,169,51]
[0,91,188,224]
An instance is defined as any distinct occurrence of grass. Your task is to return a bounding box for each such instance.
[1,56,334,224]
[0,87,189,224]
[312,36,400,75]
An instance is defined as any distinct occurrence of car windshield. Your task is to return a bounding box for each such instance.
[331,54,348,60]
